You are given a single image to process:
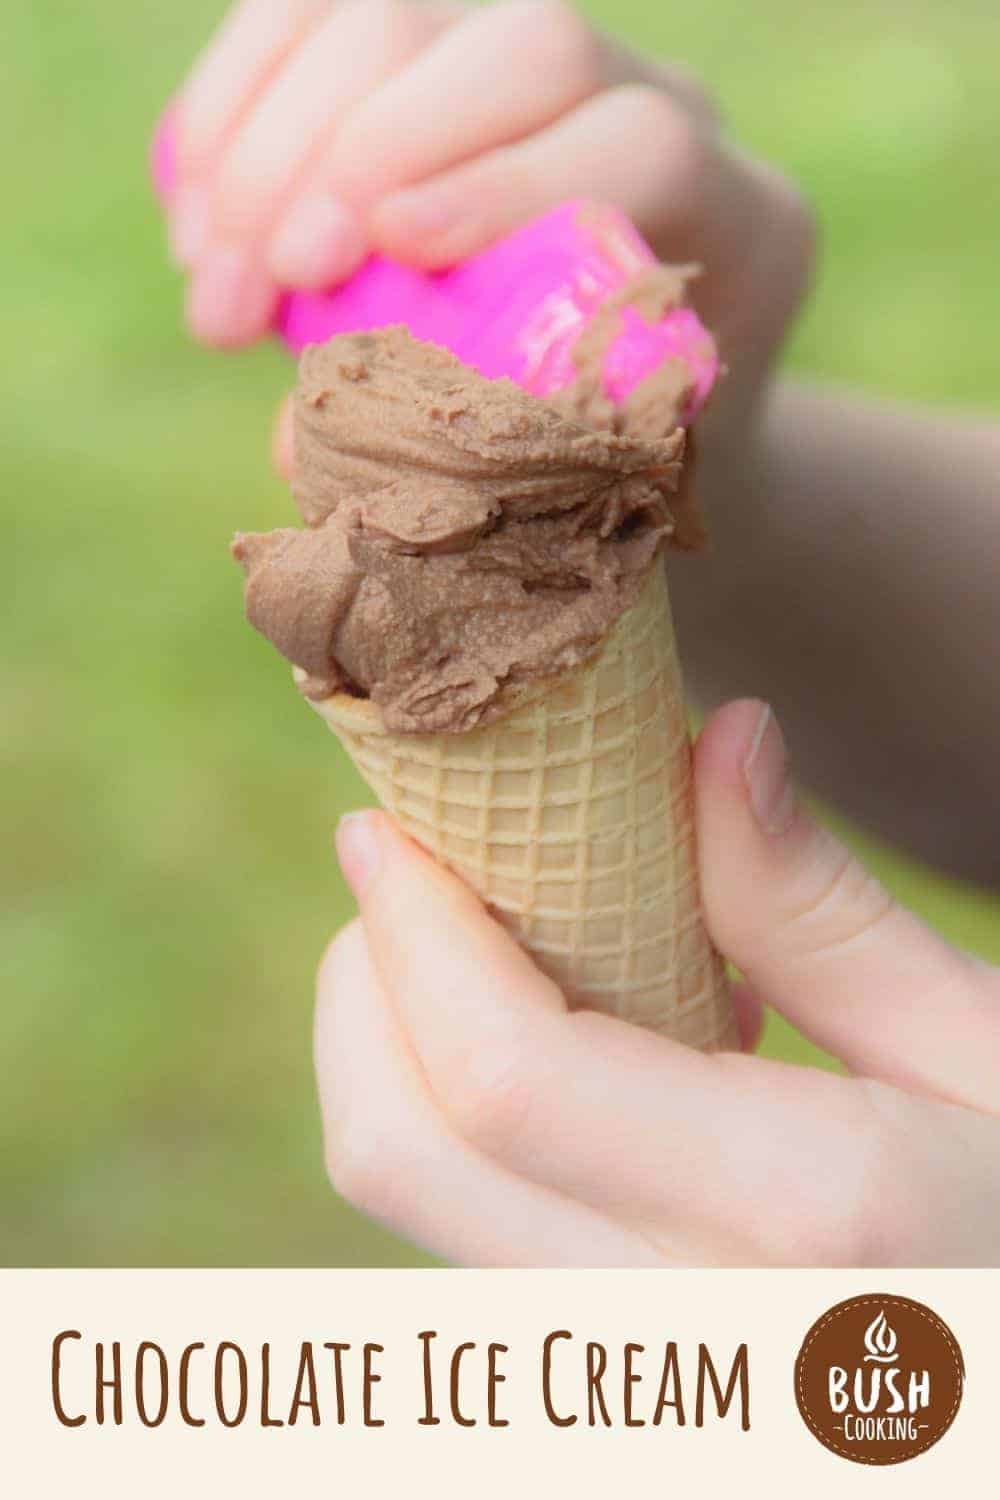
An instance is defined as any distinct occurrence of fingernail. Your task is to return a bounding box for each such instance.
[186,245,276,346]
[167,185,209,266]
[743,704,797,835]
[336,811,383,898]
[268,195,366,288]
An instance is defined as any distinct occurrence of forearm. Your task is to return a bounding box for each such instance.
[670,382,1000,884]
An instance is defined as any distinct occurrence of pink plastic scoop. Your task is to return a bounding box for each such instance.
[152,115,718,419]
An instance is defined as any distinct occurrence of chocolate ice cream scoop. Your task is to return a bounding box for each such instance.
[234,327,701,734]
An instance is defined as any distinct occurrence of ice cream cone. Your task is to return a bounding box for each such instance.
[302,558,736,1051]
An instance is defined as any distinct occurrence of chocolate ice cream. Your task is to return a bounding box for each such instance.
[233,325,705,734]
[547,262,703,437]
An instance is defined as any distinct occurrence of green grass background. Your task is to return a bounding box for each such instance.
[3,0,998,1265]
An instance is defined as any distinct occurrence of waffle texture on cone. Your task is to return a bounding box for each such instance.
[304,562,735,1050]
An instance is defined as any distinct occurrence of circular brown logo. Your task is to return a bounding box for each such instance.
[794,1294,964,1465]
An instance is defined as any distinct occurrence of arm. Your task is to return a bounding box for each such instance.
[672,384,1000,884]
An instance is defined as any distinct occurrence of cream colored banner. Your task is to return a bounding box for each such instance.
[0,1270,993,1495]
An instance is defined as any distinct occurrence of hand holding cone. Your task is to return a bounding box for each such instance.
[306,560,735,1049]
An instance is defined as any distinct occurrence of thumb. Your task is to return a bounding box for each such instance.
[694,700,999,1112]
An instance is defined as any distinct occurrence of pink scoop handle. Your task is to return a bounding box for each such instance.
[152,115,718,419]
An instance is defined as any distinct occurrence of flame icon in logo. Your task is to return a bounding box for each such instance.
[863,1310,899,1364]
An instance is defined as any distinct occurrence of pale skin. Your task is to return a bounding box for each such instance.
[169,1,1000,1264]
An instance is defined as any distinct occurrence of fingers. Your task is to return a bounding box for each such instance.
[371,81,705,267]
[171,0,327,262]
[215,1,451,252]
[183,247,280,350]
[694,700,1000,1114]
[182,1,451,345]
[264,0,461,288]
[170,0,747,328]
[315,918,659,1265]
[334,811,569,1087]
[330,0,605,203]
[177,0,327,174]
[332,817,1000,1265]
[274,0,606,288]
[168,0,793,371]
[369,80,789,352]
[335,811,901,1264]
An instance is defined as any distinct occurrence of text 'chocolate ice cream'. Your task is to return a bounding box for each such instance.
[233,326,707,734]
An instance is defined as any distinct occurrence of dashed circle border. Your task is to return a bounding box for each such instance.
[793,1293,965,1466]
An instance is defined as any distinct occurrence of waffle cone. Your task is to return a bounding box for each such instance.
[304,559,735,1050]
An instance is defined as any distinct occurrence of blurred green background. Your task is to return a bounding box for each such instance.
[4,0,998,1265]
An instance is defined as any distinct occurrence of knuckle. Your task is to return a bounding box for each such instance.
[212,152,269,237]
[777,1092,903,1267]
[780,832,898,963]
[446,1021,541,1159]
[339,0,446,76]
[836,1083,916,1265]
[611,84,707,212]
[517,0,601,91]
[325,1125,400,1218]
[616,82,700,156]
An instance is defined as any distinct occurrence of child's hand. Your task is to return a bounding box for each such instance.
[316,698,1000,1266]
[168,0,813,400]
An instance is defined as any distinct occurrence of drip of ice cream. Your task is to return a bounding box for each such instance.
[233,327,701,733]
